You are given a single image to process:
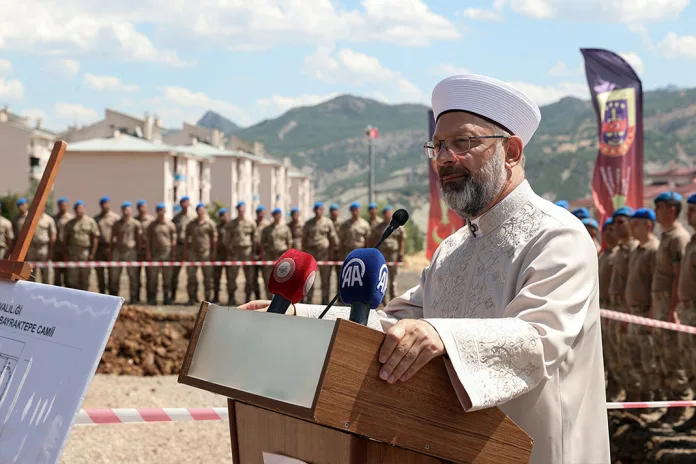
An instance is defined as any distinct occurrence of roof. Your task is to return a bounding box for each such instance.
[210,149,267,163]
[170,143,225,158]
[288,171,310,179]
[66,134,174,153]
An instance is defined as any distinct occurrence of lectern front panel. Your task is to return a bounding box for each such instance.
[186,304,336,409]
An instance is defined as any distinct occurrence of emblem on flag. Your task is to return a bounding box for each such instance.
[597,88,636,157]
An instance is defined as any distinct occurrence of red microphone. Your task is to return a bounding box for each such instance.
[267,249,318,314]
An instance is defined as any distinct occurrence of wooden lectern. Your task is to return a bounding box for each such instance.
[178,303,533,464]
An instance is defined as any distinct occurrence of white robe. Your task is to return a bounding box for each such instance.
[295,180,610,464]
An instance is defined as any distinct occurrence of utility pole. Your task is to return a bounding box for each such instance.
[365,125,378,205]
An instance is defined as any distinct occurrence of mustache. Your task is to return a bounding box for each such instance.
[437,166,471,179]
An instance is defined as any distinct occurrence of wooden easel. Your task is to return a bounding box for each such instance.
[0,141,67,281]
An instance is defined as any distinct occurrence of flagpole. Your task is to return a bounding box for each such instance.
[365,125,377,205]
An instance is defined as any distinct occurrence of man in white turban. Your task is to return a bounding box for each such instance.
[242,74,611,463]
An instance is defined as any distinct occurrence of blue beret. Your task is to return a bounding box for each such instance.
[314,202,323,210]
[655,191,683,204]
[572,207,589,219]
[180,196,190,202]
[136,200,146,207]
[554,200,569,209]
[121,201,132,208]
[236,201,246,208]
[100,196,110,204]
[196,202,205,209]
[290,207,299,214]
[329,203,339,211]
[383,205,393,212]
[613,206,634,218]
[581,218,599,230]
[603,218,614,230]
[350,202,360,210]
[174,205,182,212]
[256,205,265,212]
[632,208,656,221]
[688,194,696,204]
[74,200,84,207]
[57,197,68,204]
[368,202,377,209]
[218,208,228,216]
[156,202,166,210]
[16,198,27,206]
[272,208,282,215]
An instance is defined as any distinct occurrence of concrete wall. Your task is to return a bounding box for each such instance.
[210,156,236,207]
[62,109,163,143]
[0,122,31,195]
[237,158,254,208]
[258,164,274,211]
[289,176,313,221]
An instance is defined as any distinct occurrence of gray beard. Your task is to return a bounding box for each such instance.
[437,148,507,219]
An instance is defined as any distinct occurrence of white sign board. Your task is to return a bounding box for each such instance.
[0,280,123,464]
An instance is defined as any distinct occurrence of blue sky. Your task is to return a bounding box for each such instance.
[1,0,695,132]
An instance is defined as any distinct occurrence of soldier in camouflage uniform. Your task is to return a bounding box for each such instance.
[581,218,602,254]
[260,208,293,292]
[224,202,256,305]
[598,218,618,397]
[13,198,57,284]
[53,197,74,287]
[94,196,120,294]
[288,207,303,250]
[369,206,406,303]
[625,209,660,403]
[64,201,100,291]
[135,200,154,302]
[0,200,14,260]
[367,202,380,228]
[212,208,231,303]
[251,205,269,300]
[338,202,371,259]
[184,203,217,304]
[652,191,693,425]
[302,202,338,304]
[171,196,194,302]
[110,202,143,303]
[147,203,177,305]
[329,204,341,293]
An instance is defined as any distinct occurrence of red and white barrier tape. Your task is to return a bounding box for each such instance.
[28,260,403,268]
[606,400,696,410]
[600,309,696,335]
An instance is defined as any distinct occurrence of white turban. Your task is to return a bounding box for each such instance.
[431,74,542,146]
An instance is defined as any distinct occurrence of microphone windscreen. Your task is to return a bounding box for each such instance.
[268,249,318,304]
[392,209,409,227]
[339,248,387,309]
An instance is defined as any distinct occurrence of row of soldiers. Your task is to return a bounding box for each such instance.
[0,196,405,307]
[562,193,696,429]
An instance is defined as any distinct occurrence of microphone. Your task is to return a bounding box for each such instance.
[266,249,318,314]
[339,249,388,326]
[374,208,409,248]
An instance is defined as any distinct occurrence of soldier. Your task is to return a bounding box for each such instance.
[109,202,143,303]
[251,205,269,300]
[302,202,338,304]
[367,202,380,228]
[652,191,693,425]
[184,203,217,304]
[608,206,639,401]
[260,208,293,292]
[674,194,696,432]
[224,202,256,305]
[94,196,120,294]
[369,206,406,303]
[0,200,14,260]
[581,218,601,254]
[572,207,590,220]
[53,197,74,287]
[625,208,660,404]
[13,197,57,284]
[146,203,177,305]
[135,200,155,302]
[329,204,341,291]
[64,201,100,291]
[171,196,194,302]
[598,218,618,398]
[288,207,303,250]
[212,207,231,303]
[554,200,570,210]
[338,202,371,259]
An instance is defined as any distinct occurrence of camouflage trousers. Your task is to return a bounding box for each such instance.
[304,247,330,305]
[94,243,110,294]
[627,307,660,399]
[53,249,69,287]
[67,246,91,291]
[187,250,213,302]
[381,249,399,302]
[27,245,50,284]
[147,249,172,301]
[213,247,229,300]
[135,248,148,301]
[110,248,139,300]
[227,246,254,304]
[653,292,693,400]
[676,300,696,390]
[0,247,6,260]
[169,243,185,299]
[607,300,631,392]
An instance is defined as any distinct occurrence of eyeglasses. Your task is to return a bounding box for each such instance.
[423,135,509,159]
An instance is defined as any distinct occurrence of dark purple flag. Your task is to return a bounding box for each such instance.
[581,48,644,226]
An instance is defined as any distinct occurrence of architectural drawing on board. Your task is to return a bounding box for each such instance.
[0,337,25,406]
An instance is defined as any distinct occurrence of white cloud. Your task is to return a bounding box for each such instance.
[435,62,471,76]
[618,52,644,75]
[507,81,589,106]
[658,32,696,60]
[495,0,689,22]
[304,47,423,102]
[84,72,140,92]
[0,59,11,74]
[628,24,655,50]
[54,103,99,123]
[547,60,582,77]
[22,108,47,121]
[257,93,339,117]
[0,78,23,99]
[462,8,504,21]
[43,59,80,77]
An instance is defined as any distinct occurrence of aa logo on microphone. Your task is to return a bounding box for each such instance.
[377,264,388,294]
[273,258,296,283]
[341,258,365,288]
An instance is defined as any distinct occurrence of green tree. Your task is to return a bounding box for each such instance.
[0,193,22,221]
[359,200,424,255]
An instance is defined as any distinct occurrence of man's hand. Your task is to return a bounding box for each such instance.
[378,319,445,384]
[238,300,296,315]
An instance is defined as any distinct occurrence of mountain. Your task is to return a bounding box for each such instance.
[200,90,696,232]
[197,110,241,135]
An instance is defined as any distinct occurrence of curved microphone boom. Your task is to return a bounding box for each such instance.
[266,249,318,314]
[339,249,388,326]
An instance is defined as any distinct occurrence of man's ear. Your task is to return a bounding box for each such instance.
[505,136,524,168]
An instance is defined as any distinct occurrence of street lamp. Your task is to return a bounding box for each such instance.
[365,125,379,205]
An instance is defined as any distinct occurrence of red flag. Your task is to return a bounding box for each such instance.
[365,126,379,139]
[581,49,644,225]
[426,110,465,260]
